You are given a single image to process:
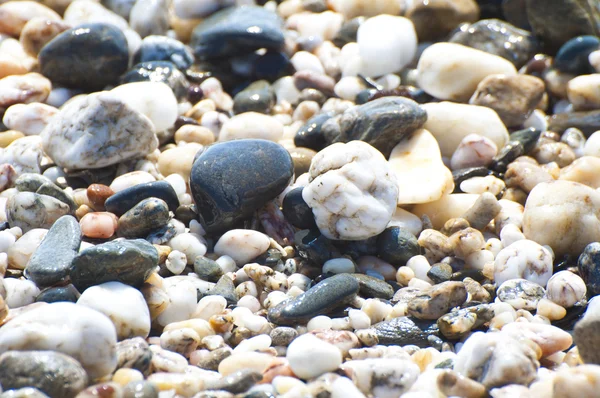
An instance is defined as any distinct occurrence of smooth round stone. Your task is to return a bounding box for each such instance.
[115,337,152,375]
[214,229,270,266]
[77,281,151,340]
[233,80,275,115]
[356,15,417,77]
[110,82,178,132]
[190,6,285,61]
[79,212,118,239]
[286,333,342,380]
[2,103,58,136]
[14,173,52,193]
[377,227,421,267]
[496,278,545,310]
[133,35,194,70]
[372,316,439,347]
[578,242,600,296]
[219,112,284,142]
[36,182,76,212]
[26,215,81,288]
[193,256,223,283]
[190,139,293,233]
[122,381,158,398]
[121,61,189,101]
[267,274,360,325]
[6,192,69,233]
[294,112,334,152]
[70,239,158,291]
[0,302,118,379]
[350,273,394,299]
[157,143,203,183]
[0,73,51,111]
[167,232,207,265]
[546,270,587,308]
[449,19,538,67]
[7,229,47,271]
[117,198,170,239]
[3,279,40,308]
[288,147,317,178]
[41,92,158,170]
[503,322,572,357]
[282,187,316,230]
[129,0,168,38]
[0,351,87,398]
[35,284,80,303]
[0,135,44,175]
[39,23,129,91]
[322,258,356,274]
[555,35,600,74]
[104,180,179,217]
[494,239,553,287]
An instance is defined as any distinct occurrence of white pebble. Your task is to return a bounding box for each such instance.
[307,315,333,331]
[323,258,355,274]
[287,333,342,379]
[290,51,324,74]
[166,250,187,275]
[233,334,272,354]
[494,239,553,287]
[156,279,197,326]
[219,112,284,142]
[348,309,371,330]
[168,233,207,265]
[214,229,270,266]
[546,271,586,308]
[192,295,227,321]
[3,278,39,308]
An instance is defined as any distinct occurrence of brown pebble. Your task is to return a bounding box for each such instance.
[87,183,114,211]
[288,147,317,177]
[75,204,93,220]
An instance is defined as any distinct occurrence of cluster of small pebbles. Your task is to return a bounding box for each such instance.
[3,0,600,397]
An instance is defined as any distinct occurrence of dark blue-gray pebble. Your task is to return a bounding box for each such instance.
[133,35,195,70]
[554,35,600,75]
[282,187,316,230]
[377,227,421,267]
[373,316,440,348]
[233,80,275,114]
[121,61,190,100]
[578,242,600,296]
[35,284,81,303]
[117,198,170,239]
[39,23,129,91]
[294,229,340,266]
[105,180,179,217]
[294,112,334,151]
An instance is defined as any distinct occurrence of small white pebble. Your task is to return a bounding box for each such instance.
[348,309,371,330]
[237,295,261,313]
[166,250,187,275]
[307,315,333,331]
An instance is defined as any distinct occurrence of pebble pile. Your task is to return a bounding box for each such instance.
[2,0,600,397]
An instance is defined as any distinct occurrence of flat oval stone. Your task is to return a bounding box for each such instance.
[322,96,427,158]
[190,6,285,61]
[282,187,316,230]
[26,215,81,288]
[554,35,600,75]
[350,273,394,299]
[70,239,159,291]
[7,192,70,232]
[294,112,334,152]
[35,285,80,303]
[117,198,170,239]
[105,180,179,217]
[0,351,88,398]
[190,139,293,233]
[377,227,421,267]
[233,80,275,115]
[39,23,129,91]
[14,173,53,193]
[267,274,359,325]
[121,61,190,100]
[193,256,223,283]
[132,35,194,70]
[372,316,440,347]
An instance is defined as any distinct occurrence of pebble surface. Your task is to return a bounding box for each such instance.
[0,2,599,398]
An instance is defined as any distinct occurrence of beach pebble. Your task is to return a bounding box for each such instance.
[117,198,170,239]
[167,233,207,265]
[0,73,51,110]
[214,229,270,266]
[390,129,454,205]
[0,136,44,175]
[494,240,553,287]
[302,141,398,240]
[2,103,58,136]
[407,281,468,320]
[41,92,158,170]
[496,279,545,310]
[567,74,600,111]
[0,302,117,379]
[450,134,498,170]
[105,180,178,216]
[417,42,517,102]
[546,271,586,308]
[219,112,284,142]
[79,212,118,239]
[3,279,39,308]
[523,180,600,257]
[287,333,342,379]
[0,1,60,37]
[6,192,69,233]
[503,322,572,357]
[7,229,47,270]
[423,102,509,158]
[406,0,480,42]
[553,365,600,398]
[129,0,168,38]
[0,350,87,398]
[342,358,420,398]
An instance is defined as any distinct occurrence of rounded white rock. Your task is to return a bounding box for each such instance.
[303,141,399,240]
[77,281,151,340]
[2,103,58,136]
[0,301,117,379]
[546,271,587,308]
[2,278,39,308]
[287,333,342,379]
[214,229,270,266]
[494,239,553,287]
[218,112,284,142]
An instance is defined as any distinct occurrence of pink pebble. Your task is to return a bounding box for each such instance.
[79,212,118,239]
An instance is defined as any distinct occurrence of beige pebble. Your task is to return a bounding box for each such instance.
[218,352,274,376]
[536,298,566,321]
[174,124,215,145]
[502,322,572,357]
[112,368,144,386]
[2,102,58,135]
[79,212,117,239]
[19,17,71,57]
[157,143,203,182]
[0,73,51,108]
[0,1,60,37]
[0,39,37,79]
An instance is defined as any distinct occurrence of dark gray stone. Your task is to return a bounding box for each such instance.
[437,304,494,340]
[105,180,179,217]
[133,35,195,70]
[282,187,316,230]
[204,370,261,393]
[207,275,237,305]
[373,316,439,348]
[194,256,223,283]
[35,284,80,303]
[145,220,178,245]
[39,23,129,91]
[450,19,539,67]
[294,112,334,152]
[121,61,190,100]
[350,273,394,299]
[117,198,170,239]
[322,96,427,158]
[26,215,81,287]
[189,139,293,233]
[269,326,298,346]
[0,351,88,398]
[233,80,275,114]
[377,227,421,267]
[407,281,468,320]
[579,242,600,296]
[548,110,600,136]
[70,239,158,291]
[427,263,453,284]
[190,6,285,61]
[36,182,77,212]
[268,274,359,325]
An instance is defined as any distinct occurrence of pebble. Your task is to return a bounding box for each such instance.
[555,35,600,75]
[371,316,440,348]
[193,256,223,283]
[79,212,118,239]
[117,198,170,239]
[422,102,509,158]
[355,15,417,77]
[219,112,284,142]
[6,192,69,233]
[546,270,586,308]
[41,92,158,170]
[167,232,207,265]
[417,42,517,102]
[351,274,394,300]
[286,333,342,379]
[341,358,420,398]
[233,80,275,115]
[190,139,293,233]
[0,302,117,379]
[0,1,60,37]
[496,278,545,310]
[39,23,129,91]
[567,74,600,111]
[105,180,179,217]
[494,239,553,287]
[553,365,600,398]
[2,103,58,136]
[214,229,270,266]
[302,141,398,240]
[116,337,152,375]
[0,350,87,398]
[390,128,454,205]
[451,134,498,171]
[190,6,284,61]
[523,180,600,257]
[35,284,80,304]
[0,136,44,175]
[328,0,402,19]
[25,215,80,287]
[122,61,189,101]
[133,35,194,70]
[469,74,545,127]
[406,0,480,42]
[268,274,359,325]
[3,278,40,308]
[70,239,158,291]
[321,96,427,158]
[7,229,47,270]
[407,281,467,320]
[503,322,572,357]
[129,0,168,38]
[0,73,51,110]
